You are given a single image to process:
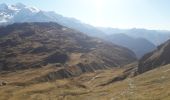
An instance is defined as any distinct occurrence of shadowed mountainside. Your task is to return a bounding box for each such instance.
[105,34,156,58]
[0,22,137,78]
[138,39,170,73]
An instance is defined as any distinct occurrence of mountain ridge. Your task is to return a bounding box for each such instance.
[138,39,170,73]
[104,33,156,58]
[0,22,137,78]
[0,3,106,37]
[99,27,170,45]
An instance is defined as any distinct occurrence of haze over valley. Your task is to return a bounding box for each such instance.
[0,1,170,100]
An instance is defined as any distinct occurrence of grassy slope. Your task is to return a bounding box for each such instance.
[0,64,170,100]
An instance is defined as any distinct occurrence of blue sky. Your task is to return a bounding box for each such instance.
[0,0,170,30]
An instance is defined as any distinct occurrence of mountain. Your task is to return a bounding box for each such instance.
[0,3,106,37]
[0,22,136,77]
[126,29,170,45]
[105,34,156,58]
[98,27,127,35]
[99,27,170,45]
[1,3,170,45]
[138,39,170,73]
[0,57,169,100]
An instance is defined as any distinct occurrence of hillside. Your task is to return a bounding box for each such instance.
[138,39,170,73]
[0,2,170,100]
[0,62,169,100]
[105,34,156,58]
[0,22,136,77]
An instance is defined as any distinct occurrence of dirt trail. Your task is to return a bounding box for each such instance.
[110,78,136,100]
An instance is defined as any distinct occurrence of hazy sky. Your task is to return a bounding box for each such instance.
[1,0,170,30]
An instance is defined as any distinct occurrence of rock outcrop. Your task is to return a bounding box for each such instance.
[138,40,170,73]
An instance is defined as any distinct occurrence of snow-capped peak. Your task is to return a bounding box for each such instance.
[0,3,8,10]
[0,3,56,24]
[8,5,19,11]
[25,6,40,13]
[0,3,23,11]
[13,3,26,9]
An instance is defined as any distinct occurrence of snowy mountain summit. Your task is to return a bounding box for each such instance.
[0,3,41,23]
[0,3,105,38]
[0,3,80,27]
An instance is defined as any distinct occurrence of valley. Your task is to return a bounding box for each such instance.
[0,2,170,100]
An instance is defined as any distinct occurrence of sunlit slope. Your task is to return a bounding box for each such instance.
[0,64,169,100]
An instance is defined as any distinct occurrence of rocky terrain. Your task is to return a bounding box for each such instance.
[0,62,170,100]
[0,22,169,100]
[0,3,170,100]
[138,39,170,73]
[0,22,136,79]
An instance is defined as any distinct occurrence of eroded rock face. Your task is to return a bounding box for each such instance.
[36,62,116,81]
[138,40,170,73]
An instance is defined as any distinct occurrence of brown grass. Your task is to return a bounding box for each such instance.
[0,64,170,100]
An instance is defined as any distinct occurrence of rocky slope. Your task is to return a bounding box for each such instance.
[138,39,170,73]
[0,22,136,78]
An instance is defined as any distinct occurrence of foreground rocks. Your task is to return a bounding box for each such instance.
[0,80,7,86]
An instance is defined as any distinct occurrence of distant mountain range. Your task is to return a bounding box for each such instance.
[99,27,170,45]
[0,3,170,99]
[0,3,105,37]
[1,3,170,58]
[104,34,156,58]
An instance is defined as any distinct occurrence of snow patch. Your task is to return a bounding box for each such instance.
[25,6,40,13]
[8,5,19,11]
